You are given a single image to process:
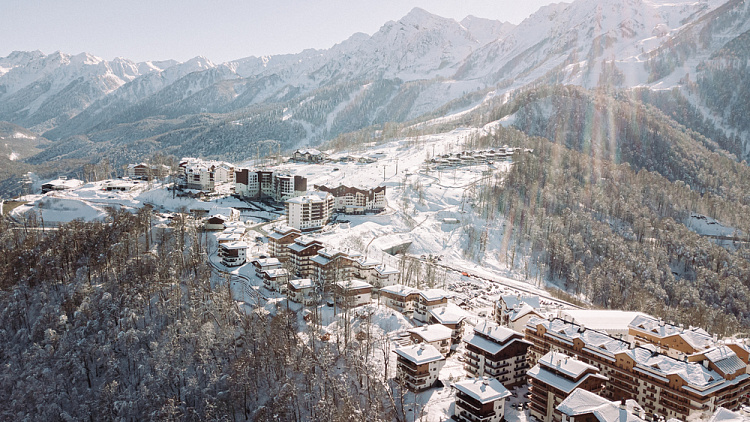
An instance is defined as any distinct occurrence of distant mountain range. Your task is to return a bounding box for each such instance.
[1,0,750,179]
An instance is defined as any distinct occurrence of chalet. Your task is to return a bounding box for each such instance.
[394,343,446,392]
[252,257,282,279]
[267,225,301,262]
[527,352,608,422]
[372,264,400,288]
[285,192,334,231]
[452,377,512,422]
[334,279,373,308]
[287,278,316,305]
[41,177,83,193]
[557,389,646,422]
[429,306,466,345]
[262,268,289,293]
[495,294,544,331]
[414,289,449,323]
[217,232,242,243]
[286,236,325,277]
[380,285,420,315]
[311,248,353,287]
[314,184,386,214]
[204,215,229,231]
[463,321,531,388]
[292,148,327,163]
[218,241,248,267]
[408,324,453,356]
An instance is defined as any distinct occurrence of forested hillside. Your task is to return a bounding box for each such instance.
[0,211,395,421]
[461,125,750,336]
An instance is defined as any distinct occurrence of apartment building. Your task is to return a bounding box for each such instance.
[287,278,316,305]
[527,352,608,422]
[314,184,386,214]
[262,268,289,293]
[495,294,545,331]
[429,306,466,345]
[334,279,372,308]
[234,169,307,202]
[452,377,512,422]
[408,324,453,356]
[286,236,325,278]
[627,314,714,359]
[557,388,646,422]
[414,289,449,323]
[525,317,750,420]
[285,192,334,231]
[394,343,446,392]
[463,321,531,388]
[267,225,301,263]
[218,241,248,267]
[380,285,420,315]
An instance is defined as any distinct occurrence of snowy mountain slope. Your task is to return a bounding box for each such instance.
[3,0,750,175]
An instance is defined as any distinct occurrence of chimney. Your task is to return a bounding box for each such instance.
[679,323,684,332]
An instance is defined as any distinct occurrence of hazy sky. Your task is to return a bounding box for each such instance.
[0,0,557,63]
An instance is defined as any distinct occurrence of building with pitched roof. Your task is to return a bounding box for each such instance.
[414,289,449,323]
[528,352,609,422]
[452,377,512,422]
[218,241,248,267]
[314,184,386,214]
[495,294,545,331]
[379,285,420,315]
[429,305,466,345]
[262,268,289,293]
[287,278,316,305]
[628,314,714,359]
[286,236,325,277]
[408,324,453,356]
[464,321,531,388]
[267,225,301,263]
[285,192,334,231]
[557,388,646,422]
[525,317,750,420]
[394,343,446,392]
[334,279,372,308]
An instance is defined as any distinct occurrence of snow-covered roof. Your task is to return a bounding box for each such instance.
[708,407,748,422]
[43,178,84,189]
[507,303,543,322]
[627,347,726,390]
[629,315,714,350]
[317,247,345,259]
[408,324,453,343]
[501,294,541,310]
[380,284,418,297]
[295,148,323,156]
[429,306,466,325]
[475,320,521,344]
[375,264,400,275]
[310,255,330,266]
[453,377,511,404]
[702,346,747,375]
[557,389,645,421]
[271,225,299,235]
[559,310,647,333]
[528,317,630,359]
[356,257,380,268]
[286,192,330,204]
[289,278,314,290]
[540,352,600,379]
[336,279,372,290]
[217,233,242,242]
[220,241,247,250]
[528,362,607,394]
[254,257,280,267]
[263,268,288,278]
[394,343,444,365]
[419,289,448,301]
[294,235,320,246]
[464,333,528,355]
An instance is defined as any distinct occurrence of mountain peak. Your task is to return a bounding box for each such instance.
[398,7,450,27]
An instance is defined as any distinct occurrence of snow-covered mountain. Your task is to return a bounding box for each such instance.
[2,0,750,166]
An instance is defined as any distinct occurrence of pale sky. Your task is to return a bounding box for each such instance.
[0,0,558,64]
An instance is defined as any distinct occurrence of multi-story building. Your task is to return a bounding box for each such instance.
[287,278,316,305]
[267,225,301,262]
[527,352,608,422]
[285,192,334,231]
[286,236,325,277]
[452,377,512,422]
[414,289,449,323]
[334,279,372,308]
[557,310,647,339]
[495,294,544,331]
[126,163,170,180]
[372,264,400,287]
[627,314,714,359]
[556,388,646,422]
[234,169,307,202]
[525,317,750,421]
[218,241,248,267]
[314,184,386,214]
[429,306,466,345]
[251,257,282,279]
[310,248,353,287]
[394,343,446,392]
[181,158,233,191]
[380,285,420,315]
[463,321,531,388]
[291,148,327,163]
[262,268,289,293]
[408,324,453,356]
